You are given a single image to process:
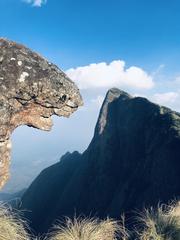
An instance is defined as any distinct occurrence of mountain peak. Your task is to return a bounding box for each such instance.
[106,88,132,102]
[95,88,132,135]
[20,88,180,234]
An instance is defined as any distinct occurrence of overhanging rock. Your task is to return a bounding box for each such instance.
[0,38,83,188]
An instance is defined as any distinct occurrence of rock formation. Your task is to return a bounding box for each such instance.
[0,38,83,188]
[20,88,180,234]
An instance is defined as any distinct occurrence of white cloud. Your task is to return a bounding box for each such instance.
[152,92,179,105]
[23,0,47,7]
[66,60,154,90]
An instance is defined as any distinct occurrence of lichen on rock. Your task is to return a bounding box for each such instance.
[0,38,83,188]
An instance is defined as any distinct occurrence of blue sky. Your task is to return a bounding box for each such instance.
[1,0,180,193]
[1,0,180,71]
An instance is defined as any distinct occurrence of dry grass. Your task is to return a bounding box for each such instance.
[0,204,30,240]
[137,201,180,240]
[47,217,129,240]
[1,201,180,240]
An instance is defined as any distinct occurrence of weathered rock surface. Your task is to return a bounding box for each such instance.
[20,88,180,234]
[0,38,83,188]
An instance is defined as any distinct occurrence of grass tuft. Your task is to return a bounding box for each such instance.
[47,217,129,240]
[0,204,30,240]
[137,201,180,240]
[1,201,180,240]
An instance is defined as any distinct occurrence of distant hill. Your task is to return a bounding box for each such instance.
[20,88,180,234]
[0,188,26,205]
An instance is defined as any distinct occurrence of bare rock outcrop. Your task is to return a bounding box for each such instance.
[0,38,83,188]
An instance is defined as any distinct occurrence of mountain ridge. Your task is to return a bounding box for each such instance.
[20,88,180,234]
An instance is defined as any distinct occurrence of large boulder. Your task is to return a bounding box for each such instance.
[0,38,83,188]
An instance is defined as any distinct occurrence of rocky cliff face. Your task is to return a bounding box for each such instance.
[0,38,83,188]
[20,88,180,234]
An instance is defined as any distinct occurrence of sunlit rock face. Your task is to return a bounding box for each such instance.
[0,38,83,188]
